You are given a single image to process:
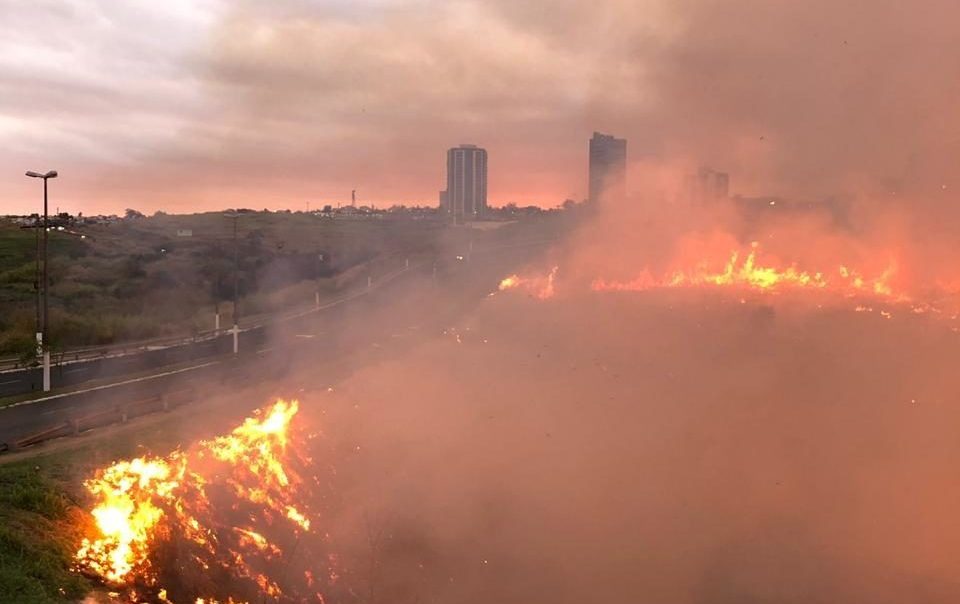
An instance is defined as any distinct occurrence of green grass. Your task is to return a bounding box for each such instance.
[0,461,90,603]
[0,398,255,602]
[0,213,445,357]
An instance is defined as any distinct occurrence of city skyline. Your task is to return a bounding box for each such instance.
[5,1,959,216]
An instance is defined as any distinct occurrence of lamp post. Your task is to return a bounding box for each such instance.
[225,212,240,354]
[25,170,57,392]
[315,253,324,310]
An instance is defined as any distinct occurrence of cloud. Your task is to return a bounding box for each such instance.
[2,0,960,213]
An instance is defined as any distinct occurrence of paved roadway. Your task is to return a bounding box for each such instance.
[0,244,542,448]
[0,262,416,398]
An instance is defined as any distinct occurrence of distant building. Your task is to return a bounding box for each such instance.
[443,144,487,222]
[588,132,627,203]
[685,167,730,202]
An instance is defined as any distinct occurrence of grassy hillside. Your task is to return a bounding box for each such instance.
[0,212,444,359]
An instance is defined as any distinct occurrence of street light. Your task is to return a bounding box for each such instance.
[25,169,58,392]
[225,212,240,354]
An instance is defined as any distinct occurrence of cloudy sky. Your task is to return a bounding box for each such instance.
[2,0,959,214]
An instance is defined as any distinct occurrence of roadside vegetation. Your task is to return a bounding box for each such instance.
[0,389,268,603]
[0,459,89,603]
[0,211,444,361]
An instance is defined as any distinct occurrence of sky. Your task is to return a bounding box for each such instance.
[2,0,960,215]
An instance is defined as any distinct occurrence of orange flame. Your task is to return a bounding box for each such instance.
[591,242,903,300]
[75,400,330,602]
[497,266,558,300]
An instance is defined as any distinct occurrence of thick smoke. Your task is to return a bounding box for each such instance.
[5,0,960,211]
[302,273,960,604]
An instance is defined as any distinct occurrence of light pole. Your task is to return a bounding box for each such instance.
[315,253,324,310]
[25,170,57,392]
[226,212,240,354]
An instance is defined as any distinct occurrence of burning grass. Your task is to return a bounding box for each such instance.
[73,399,336,603]
[497,240,960,328]
[589,241,901,299]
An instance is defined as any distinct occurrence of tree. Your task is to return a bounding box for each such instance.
[125,208,145,219]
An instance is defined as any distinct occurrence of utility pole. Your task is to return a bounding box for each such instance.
[315,253,324,310]
[227,212,240,355]
[25,170,57,392]
[33,215,40,360]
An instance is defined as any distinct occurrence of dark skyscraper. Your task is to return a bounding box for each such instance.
[441,144,487,222]
[588,132,627,203]
[685,167,730,201]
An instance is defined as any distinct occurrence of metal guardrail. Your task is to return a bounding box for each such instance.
[0,240,554,452]
[0,254,423,373]
[0,258,423,453]
[2,387,196,454]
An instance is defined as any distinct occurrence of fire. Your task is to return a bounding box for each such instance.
[498,275,520,291]
[591,242,903,300]
[497,266,558,300]
[75,400,334,603]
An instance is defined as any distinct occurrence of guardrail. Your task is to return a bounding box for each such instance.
[2,387,196,454]
[0,253,424,373]
[0,238,555,454]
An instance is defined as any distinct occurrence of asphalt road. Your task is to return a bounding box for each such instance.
[0,269,404,398]
[0,246,539,449]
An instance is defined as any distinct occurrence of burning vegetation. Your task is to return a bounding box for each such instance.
[497,233,960,327]
[590,241,900,299]
[75,400,334,603]
[497,266,558,300]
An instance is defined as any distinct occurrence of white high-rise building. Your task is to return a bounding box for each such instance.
[441,144,487,221]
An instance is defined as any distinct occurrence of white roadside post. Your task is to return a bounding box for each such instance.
[232,323,239,355]
[43,349,50,391]
[367,275,373,290]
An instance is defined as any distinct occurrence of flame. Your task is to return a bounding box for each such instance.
[497,266,558,300]
[591,242,903,300]
[498,275,521,291]
[75,399,333,602]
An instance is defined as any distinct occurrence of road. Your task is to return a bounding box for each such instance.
[0,259,417,398]
[0,242,545,449]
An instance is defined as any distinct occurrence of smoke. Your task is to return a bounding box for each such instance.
[5,0,960,212]
[27,2,960,600]
[189,0,960,208]
[297,276,960,603]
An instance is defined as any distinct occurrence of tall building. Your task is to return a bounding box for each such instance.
[441,144,488,221]
[588,132,627,203]
[685,167,730,201]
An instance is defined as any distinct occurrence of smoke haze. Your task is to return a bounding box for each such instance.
[4,0,960,213]
[306,282,960,604]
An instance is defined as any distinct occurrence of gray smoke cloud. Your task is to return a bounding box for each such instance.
[7,0,959,213]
